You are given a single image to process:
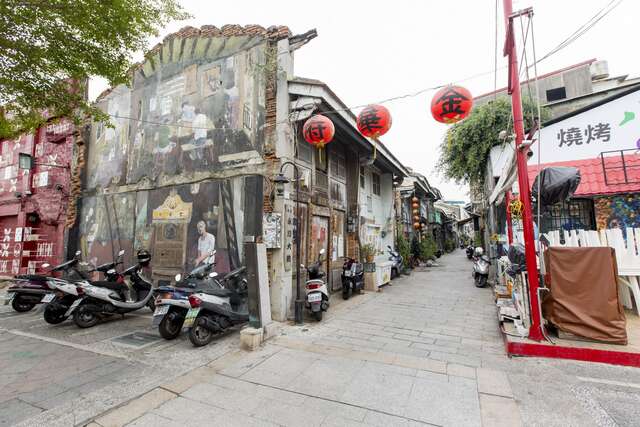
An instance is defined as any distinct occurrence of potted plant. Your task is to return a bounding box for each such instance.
[360,244,376,263]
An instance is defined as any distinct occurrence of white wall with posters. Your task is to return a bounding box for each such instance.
[531,88,640,164]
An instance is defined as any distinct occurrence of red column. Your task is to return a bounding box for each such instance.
[506,190,513,244]
[502,0,544,341]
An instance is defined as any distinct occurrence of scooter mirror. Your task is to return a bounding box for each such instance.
[208,272,218,278]
[118,249,125,257]
[41,263,50,269]
[209,250,216,256]
[319,248,325,255]
[75,250,82,257]
[174,273,182,282]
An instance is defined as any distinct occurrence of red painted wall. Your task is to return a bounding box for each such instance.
[0,119,75,274]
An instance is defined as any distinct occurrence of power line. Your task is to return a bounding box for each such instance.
[105,0,624,131]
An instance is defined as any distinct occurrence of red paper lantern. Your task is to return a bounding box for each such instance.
[357,105,392,138]
[431,85,473,124]
[303,114,335,148]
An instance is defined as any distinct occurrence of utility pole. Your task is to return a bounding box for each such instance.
[502,0,544,341]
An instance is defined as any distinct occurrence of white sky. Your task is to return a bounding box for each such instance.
[89,0,639,201]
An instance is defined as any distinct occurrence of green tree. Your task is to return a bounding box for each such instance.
[395,231,411,269]
[0,0,189,138]
[437,97,548,185]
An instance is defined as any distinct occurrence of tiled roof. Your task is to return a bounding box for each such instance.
[527,154,640,197]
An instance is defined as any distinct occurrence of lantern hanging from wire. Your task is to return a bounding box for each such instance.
[303,114,335,163]
[431,85,473,124]
[357,104,392,160]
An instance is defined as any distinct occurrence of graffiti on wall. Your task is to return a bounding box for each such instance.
[595,194,640,231]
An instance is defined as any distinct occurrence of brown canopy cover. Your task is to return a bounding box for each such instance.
[542,247,627,345]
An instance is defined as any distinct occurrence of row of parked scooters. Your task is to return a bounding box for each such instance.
[3,249,252,347]
[3,244,401,346]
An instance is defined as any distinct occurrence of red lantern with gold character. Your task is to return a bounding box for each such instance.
[357,105,392,138]
[412,202,419,210]
[431,85,473,124]
[303,114,334,148]
[413,222,421,230]
[411,196,419,203]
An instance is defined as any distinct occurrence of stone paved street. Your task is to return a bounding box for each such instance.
[2,251,640,426]
[82,250,640,427]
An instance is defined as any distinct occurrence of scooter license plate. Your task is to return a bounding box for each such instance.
[151,305,170,326]
[41,293,55,303]
[182,308,200,329]
[308,293,322,303]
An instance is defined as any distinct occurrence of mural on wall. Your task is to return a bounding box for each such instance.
[79,175,262,282]
[78,28,289,275]
[87,39,267,187]
[595,195,640,232]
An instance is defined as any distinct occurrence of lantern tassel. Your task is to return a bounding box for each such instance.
[372,138,377,161]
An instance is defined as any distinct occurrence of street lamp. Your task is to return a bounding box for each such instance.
[274,161,303,325]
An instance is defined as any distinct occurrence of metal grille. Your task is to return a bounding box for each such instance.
[601,149,640,185]
[539,198,595,233]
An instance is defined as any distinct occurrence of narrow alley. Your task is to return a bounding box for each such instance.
[86,251,640,427]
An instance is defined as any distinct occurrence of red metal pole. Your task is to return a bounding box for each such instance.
[502,0,543,341]
[505,190,513,244]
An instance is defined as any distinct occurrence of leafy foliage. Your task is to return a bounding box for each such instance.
[395,231,411,268]
[0,0,189,138]
[437,97,547,185]
[419,235,437,261]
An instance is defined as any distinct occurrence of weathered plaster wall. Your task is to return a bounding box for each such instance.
[81,26,289,277]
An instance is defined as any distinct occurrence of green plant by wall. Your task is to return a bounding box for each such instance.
[411,235,421,262]
[396,233,411,268]
[437,97,548,185]
[360,244,376,261]
[420,236,437,261]
[444,239,456,253]
[474,232,483,248]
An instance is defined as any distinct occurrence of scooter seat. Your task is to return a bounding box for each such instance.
[16,274,49,281]
[200,288,233,297]
[96,262,116,273]
[221,266,246,281]
[92,281,124,291]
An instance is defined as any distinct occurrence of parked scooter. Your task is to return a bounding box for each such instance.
[182,264,249,347]
[4,251,90,312]
[387,245,403,279]
[341,257,364,300]
[466,245,475,260]
[153,252,247,340]
[42,250,127,324]
[472,247,490,288]
[65,249,155,328]
[304,248,329,321]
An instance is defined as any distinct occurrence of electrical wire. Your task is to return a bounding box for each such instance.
[102,0,624,133]
[535,0,624,64]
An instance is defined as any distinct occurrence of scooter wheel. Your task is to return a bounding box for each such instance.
[11,296,35,312]
[188,318,215,347]
[43,305,67,324]
[342,288,351,300]
[159,312,183,340]
[73,304,100,328]
[313,310,323,321]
